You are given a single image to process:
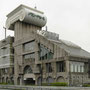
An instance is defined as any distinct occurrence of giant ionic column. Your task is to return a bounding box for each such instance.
[5,4,47,85]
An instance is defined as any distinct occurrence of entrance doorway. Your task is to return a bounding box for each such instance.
[24,78,35,85]
[24,65,35,85]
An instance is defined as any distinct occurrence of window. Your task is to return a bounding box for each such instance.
[46,63,52,73]
[24,41,35,52]
[2,69,5,74]
[70,61,84,73]
[71,64,73,72]
[57,61,65,72]
[80,65,84,72]
[24,53,35,60]
[24,66,33,74]
[75,65,77,72]
[39,44,53,60]
[78,65,80,72]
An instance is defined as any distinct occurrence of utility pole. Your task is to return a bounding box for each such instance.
[3,27,6,39]
[40,60,43,86]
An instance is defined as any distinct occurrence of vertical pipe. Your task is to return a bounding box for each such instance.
[3,27,6,39]
[5,28,6,39]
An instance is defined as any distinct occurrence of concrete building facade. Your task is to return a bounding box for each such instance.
[4,4,90,86]
[0,36,14,84]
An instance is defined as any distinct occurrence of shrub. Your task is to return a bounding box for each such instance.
[42,82,68,86]
[51,82,68,86]
[42,83,48,86]
[83,84,90,87]
[0,82,8,85]
[0,82,14,85]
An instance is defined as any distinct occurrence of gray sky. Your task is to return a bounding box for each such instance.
[0,0,90,52]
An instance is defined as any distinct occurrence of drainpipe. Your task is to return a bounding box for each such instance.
[3,27,6,39]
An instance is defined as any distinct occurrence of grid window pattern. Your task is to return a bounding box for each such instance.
[39,44,53,60]
[70,61,84,72]
[56,61,65,72]
[46,63,52,73]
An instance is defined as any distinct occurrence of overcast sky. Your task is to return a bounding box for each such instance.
[0,0,90,52]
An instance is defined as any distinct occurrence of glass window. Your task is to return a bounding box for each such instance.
[80,65,84,72]
[71,64,73,72]
[75,65,77,72]
[39,44,53,60]
[82,66,84,72]
[70,61,84,73]
[73,65,75,72]
[78,65,80,72]
[57,61,65,72]
[24,66,33,74]
[46,63,52,73]
[77,65,78,72]
[24,41,34,52]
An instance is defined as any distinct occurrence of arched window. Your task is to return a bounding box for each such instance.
[56,76,65,82]
[46,76,54,83]
[24,65,33,74]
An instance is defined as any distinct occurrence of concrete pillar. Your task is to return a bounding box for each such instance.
[66,60,70,72]
[35,51,39,64]
[14,76,17,85]
[53,62,57,82]
[20,75,24,85]
[65,58,70,85]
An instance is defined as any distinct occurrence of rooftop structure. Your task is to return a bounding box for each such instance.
[37,30,59,40]
[6,4,47,30]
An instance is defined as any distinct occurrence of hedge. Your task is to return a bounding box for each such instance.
[42,82,68,86]
[83,84,90,87]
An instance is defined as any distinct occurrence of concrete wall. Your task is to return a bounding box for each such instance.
[0,85,90,90]
[0,36,14,84]
[14,21,41,41]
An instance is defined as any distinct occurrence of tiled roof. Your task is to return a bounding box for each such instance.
[49,39,90,58]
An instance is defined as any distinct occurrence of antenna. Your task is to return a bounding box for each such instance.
[3,26,6,39]
[34,4,37,9]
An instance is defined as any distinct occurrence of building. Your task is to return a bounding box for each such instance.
[5,4,90,86]
[0,36,14,84]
